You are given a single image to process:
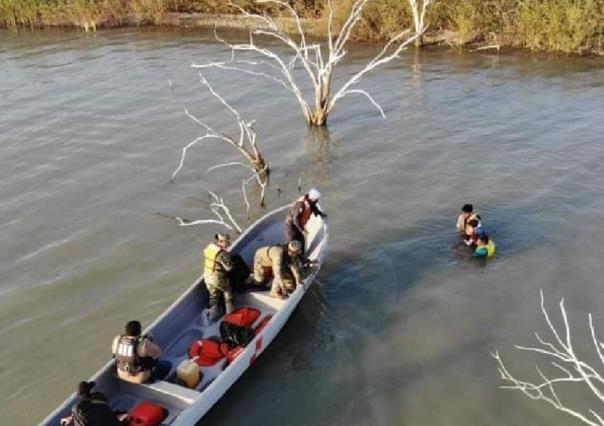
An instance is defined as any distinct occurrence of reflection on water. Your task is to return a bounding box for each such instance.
[1,28,604,425]
[303,127,333,185]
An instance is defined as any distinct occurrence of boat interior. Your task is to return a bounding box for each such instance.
[43,207,327,425]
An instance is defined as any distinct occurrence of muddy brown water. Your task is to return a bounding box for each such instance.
[1,27,604,425]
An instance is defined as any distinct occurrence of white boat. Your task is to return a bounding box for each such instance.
[39,205,328,425]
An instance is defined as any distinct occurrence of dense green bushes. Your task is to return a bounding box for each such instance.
[1,0,603,54]
[338,0,604,54]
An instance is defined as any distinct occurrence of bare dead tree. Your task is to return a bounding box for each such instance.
[172,72,268,179]
[173,191,243,233]
[172,73,269,207]
[192,0,427,127]
[493,290,604,426]
[408,0,433,47]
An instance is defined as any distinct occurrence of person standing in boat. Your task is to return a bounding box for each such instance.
[60,381,126,426]
[285,188,327,252]
[251,240,304,299]
[111,320,162,384]
[204,232,235,319]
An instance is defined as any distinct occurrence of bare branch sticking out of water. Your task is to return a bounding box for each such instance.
[167,191,243,233]
[171,73,268,209]
[493,290,604,426]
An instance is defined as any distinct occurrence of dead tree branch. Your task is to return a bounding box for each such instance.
[172,72,268,208]
[173,191,243,233]
[172,72,268,180]
[493,290,604,426]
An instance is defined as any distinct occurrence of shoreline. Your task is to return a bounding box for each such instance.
[2,11,603,57]
[161,13,460,48]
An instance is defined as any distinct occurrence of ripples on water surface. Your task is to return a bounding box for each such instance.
[1,28,604,425]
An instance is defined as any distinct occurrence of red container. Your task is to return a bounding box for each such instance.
[129,401,167,426]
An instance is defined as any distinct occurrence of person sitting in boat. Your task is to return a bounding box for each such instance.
[60,381,127,426]
[204,232,235,320]
[456,204,481,237]
[285,188,327,253]
[473,235,496,260]
[111,320,162,384]
[251,240,304,300]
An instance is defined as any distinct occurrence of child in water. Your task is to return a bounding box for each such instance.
[464,218,486,246]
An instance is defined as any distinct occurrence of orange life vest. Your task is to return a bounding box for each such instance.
[300,199,313,227]
[288,197,313,228]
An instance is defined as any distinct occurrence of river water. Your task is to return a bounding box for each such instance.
[1,27,604,425]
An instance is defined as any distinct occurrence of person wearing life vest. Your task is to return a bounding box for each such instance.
[473,235,496,260]
[111,320,162,384]
[251,240,304,299]
[285,188,327,253]
[456,204,481,238]
[60,381,127,426]
[463,218,487,246]
[204,232,235,320]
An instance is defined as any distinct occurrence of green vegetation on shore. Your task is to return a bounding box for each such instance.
[2,0,603,55]
[0,0,165,31]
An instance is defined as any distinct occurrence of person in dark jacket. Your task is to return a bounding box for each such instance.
[60,381,127,426]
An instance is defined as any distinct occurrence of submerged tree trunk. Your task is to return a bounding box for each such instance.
[310,102,329,127]
[309,77,332,127]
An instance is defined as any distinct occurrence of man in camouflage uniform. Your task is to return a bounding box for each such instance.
[252,240,304,299]
[203,233,234,319]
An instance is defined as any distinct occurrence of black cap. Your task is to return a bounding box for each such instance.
[77,381,95,396]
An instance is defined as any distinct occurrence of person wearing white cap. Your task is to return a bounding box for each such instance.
[284,188,327,253]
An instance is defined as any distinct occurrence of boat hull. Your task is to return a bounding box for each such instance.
[39,205,328,426]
